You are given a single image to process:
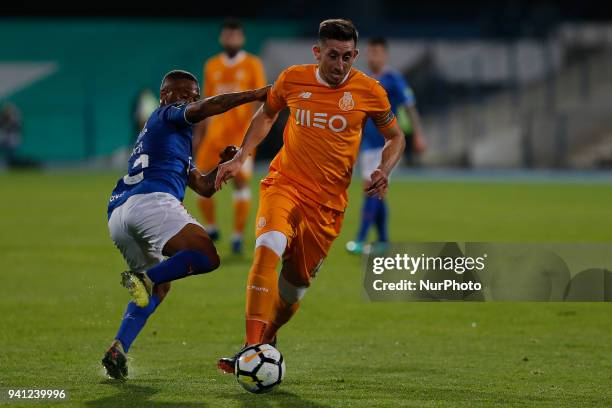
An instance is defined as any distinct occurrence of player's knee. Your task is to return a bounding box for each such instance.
[154,282,171,301]
[179,247,220,274]
[193,236,220,271]
[199,246,220,271]
[209,251,221,270]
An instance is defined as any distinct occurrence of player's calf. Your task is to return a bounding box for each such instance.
[145,248,219,285]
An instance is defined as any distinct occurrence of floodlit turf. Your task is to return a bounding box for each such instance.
[0,171,611,407]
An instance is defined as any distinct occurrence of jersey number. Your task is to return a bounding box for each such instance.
[123,154,149,185]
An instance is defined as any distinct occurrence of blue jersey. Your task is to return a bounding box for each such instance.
[361,69,415,151]
[107,103,195,218]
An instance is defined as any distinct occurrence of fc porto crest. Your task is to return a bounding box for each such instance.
[338,92,355,111]
[257,217,267,229]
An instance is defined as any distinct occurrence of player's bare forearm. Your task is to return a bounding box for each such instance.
[365,124,404,199]
[235,103,279,163]
[377,123,406,176]
[189,145,239,197]
[188,168,217,198]
[252,101,263,116]
[185,86,270,123]
[214,104,278,190]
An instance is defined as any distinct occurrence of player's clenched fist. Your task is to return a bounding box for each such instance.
[215,148,245,190]
[219,145,239,163]
[365,168,389,199]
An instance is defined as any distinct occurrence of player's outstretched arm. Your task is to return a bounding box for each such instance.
[214,103,279,190]
[185,86,270,124]
[366,121,406,199]
[188,146,238,197]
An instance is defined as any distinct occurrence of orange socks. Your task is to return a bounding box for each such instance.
[197,196,216,227]
[245,246,280,345]
[233,200,250,236]
[233,188,250,237]
[198,190,249,238]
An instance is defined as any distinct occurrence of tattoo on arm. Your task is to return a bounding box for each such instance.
[188,145,238,197]
[186,87,269,123]
[189,168,217,198]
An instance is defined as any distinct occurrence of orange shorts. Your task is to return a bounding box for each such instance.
[195,135,254,179]
[255,176,344,287]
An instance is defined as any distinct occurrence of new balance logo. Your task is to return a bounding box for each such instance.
[247,285,269,293]
[299,91,312,99]
[295,109,348,133]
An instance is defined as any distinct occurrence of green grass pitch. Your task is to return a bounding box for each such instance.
[1,171,611,407]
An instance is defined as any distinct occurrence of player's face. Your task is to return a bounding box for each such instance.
[313,39,359,87]
[219,28,245,56]
[367,44,388,73]
[160,79,200,106]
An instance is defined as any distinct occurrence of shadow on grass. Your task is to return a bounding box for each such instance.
[227,389,330,408]
[85,381,205,408]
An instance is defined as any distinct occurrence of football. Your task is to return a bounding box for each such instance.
[235,344,285,394]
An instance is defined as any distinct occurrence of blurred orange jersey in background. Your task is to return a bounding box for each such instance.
[202,51,266,149]
[265,64,396,212]
[195,50,266,246]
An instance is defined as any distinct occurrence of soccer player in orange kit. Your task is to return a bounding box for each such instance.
[214,19,406,373]
[194,18,266,253]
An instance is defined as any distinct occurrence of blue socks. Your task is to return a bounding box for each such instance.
[146,249,215,284]
[375,198,388,243]
[356,196,388,243]
[115,295,160,353]
[114,250,216,352]
[357,196,380,242]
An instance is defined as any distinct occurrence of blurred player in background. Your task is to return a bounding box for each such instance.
[102,69,268,380]
[215,19,405,373]
[194,18,266,254]
[0,103,22,167]
[346,37,426,255]
[131,88,158,143]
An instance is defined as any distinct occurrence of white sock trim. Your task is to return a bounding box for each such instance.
[278,273,307,304]
[255,231,287,258]
[233,187,251,201]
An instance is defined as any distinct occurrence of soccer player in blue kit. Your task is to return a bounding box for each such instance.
[102,70,269,379]
[346,37,426,254]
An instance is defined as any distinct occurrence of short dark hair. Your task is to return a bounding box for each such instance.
[222,17,243,31]
[161,70,199,88]
[318,19,358,45]
[368,36,388,49]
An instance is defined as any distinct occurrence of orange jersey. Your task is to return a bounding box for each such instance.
[203,51,266,143]
[265,64,396,212]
